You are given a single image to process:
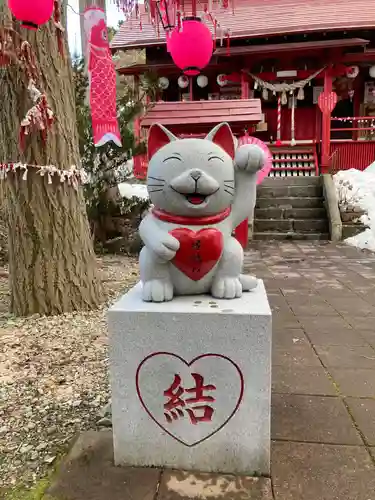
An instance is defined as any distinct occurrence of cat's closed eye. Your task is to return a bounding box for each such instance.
[163,155,183,162]
[208,156,224,162]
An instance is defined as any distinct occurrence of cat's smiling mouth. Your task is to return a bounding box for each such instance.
[170,185,219,206]
[185,194,207,205]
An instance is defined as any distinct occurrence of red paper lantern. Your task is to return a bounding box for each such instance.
[8,0,54,30]
[168,17,213,76]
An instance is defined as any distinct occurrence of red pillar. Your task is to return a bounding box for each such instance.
[353,71,363,141]
[234,220,249,249]
[189,76,194,101]
[241,70,249,99]
[234,71,250,249]
[321,69,333,174]
[192,0,197,16]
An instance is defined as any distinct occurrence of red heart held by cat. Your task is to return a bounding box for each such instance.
[170,228,223,281]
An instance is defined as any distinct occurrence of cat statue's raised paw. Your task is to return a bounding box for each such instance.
[139,122,265,302]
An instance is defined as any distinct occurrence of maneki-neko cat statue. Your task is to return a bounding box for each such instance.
[139,122,266,302]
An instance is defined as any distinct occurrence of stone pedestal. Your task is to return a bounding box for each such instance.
[108,281,272,475]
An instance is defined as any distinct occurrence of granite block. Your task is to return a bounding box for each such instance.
[108,281,272,475]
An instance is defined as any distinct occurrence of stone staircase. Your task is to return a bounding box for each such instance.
[253,177,329,240]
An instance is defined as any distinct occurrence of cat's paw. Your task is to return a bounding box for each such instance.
[140,216,180,261]
[142,279,174,302]
[235,144,265,174]
[239,274,258,291]
[149,233,180,261]
[153,241,179,261]
[211,276,242,300]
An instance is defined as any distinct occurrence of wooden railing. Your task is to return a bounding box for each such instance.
[330,116,375,133]
[330,140,375,173]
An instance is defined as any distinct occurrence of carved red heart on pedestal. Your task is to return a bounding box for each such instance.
[169,228,223,281]
[136,352,244,447]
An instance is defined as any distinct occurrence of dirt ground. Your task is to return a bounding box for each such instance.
[0,255,139,492]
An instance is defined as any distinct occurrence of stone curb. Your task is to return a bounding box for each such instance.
[322,174,342,242]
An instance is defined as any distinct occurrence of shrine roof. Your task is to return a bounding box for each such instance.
[140,99,263,131]
[111,0,375,50]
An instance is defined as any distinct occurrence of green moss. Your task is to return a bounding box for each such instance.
[2,460,65,500]
[3,478,51,500]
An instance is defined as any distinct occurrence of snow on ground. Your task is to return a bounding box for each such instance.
[334,166,375,252]
[118,182,149,200]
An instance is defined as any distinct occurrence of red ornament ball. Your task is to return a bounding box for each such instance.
[168,18,213,76]
[9,0,54,30]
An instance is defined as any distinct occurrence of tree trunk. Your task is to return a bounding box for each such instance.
[0,6,103,316]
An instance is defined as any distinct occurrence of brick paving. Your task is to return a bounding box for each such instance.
[50,242,375,500]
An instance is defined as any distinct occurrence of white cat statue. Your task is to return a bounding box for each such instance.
[139,121,266,302]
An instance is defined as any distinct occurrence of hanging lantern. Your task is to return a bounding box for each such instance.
[346,65,359,79]
[178,75,189,89]
[156,0,177,32]
[217,74,227,87]
[197,75,208,88]
[158,76,170,90]
[369,66,375,79]
[8,0,54,30]
[168,17,213,76]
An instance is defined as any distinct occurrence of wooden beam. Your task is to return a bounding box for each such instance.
[117,61,236,76]
[342,50,375,63]
[214,38,369,57]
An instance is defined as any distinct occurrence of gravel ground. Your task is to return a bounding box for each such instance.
[0,255,139,491]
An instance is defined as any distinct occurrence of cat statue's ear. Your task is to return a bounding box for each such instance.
[148,123,177,160]
[205,122,235,159]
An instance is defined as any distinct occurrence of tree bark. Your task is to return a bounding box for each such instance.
[0,6,103,316]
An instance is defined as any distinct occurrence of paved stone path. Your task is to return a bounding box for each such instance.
[245,241,375,500]
[50,242,375,500]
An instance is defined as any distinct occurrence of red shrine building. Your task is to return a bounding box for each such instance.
[111,0,375,179]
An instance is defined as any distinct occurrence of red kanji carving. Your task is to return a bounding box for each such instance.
[163,372,216,425]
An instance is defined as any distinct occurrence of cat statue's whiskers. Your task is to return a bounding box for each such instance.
[148,175,165,183]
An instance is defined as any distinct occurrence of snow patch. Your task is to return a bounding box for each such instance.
[118,182,149,201]
[334,167,375,252]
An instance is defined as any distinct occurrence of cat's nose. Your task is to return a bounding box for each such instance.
[190,170,202,181]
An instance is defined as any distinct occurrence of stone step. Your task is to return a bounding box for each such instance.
[255,207,326,220]
[342,223,366,239]
[253,231,329,241]
[256,197,324,209]
[257,185,323,198]
[254,218,329,233]
[261,176,321,186]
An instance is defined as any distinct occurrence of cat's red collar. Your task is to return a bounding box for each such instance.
[151,207,231,225]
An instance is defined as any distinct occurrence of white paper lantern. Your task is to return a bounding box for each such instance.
[158,77,169,90]
[346,65,359,79]
[178,75,189,89]
[197,75,208,88]
[217,73,227,87]
[369,66,375,79]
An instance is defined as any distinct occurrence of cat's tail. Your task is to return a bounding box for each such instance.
[239,274,258,291]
